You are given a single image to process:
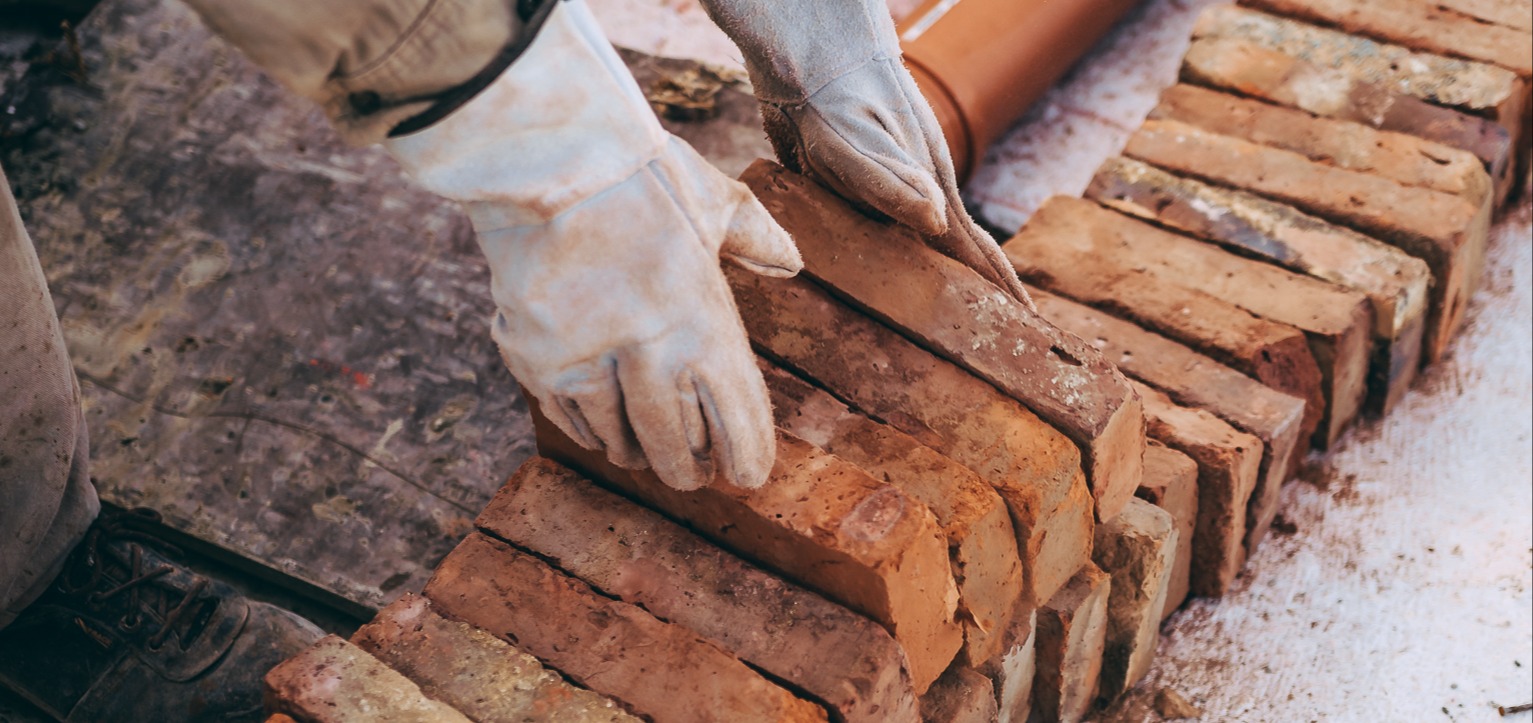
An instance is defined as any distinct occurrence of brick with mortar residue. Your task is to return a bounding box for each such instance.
[351,594,637,722]
[1237,0,1531,76]
[920,666,1000,723]
[263,636,472,723]
[531,420,960,694]
[1125,119,1490,363]
[424,534,829,722]
[1032,565,1111,723]
[1004,196,1316,467]
[740,160,1145,523]
[1092,498,1178,701]
[727,267,1092,607]
[1434,0,1533,32]
[976,605,1038,723]
[1179,36,1515,200]
[761,360,1024,668]
[475,457,919,723]
[1026,286,1299,557]
[1039,194,1371,449]
[1088,154,1433,414]
[1132,381,1262,596]
[1137,442,1199,621]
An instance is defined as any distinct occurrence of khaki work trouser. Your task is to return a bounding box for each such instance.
[0,0,523,627]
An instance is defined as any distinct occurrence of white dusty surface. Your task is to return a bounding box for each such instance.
[601,2,1533,720]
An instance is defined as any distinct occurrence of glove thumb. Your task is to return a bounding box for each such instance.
[719,194,803,278]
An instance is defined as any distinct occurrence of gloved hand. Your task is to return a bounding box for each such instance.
[699,0,1032,307]
[385,0,801,491]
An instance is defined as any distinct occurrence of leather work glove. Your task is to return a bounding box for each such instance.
[385,0,802,491]
[699,0,1033,307]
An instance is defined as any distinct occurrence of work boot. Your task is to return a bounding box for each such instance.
[0,508,323,722]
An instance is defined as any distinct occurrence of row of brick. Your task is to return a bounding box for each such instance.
[263,2,1530,719]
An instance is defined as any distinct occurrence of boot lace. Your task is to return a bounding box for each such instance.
[56,508,215,651]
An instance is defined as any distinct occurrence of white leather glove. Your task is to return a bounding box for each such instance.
[699,0,1031,306]
[385,0,802,491]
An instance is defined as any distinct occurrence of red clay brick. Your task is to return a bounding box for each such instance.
[1092,498,1177,700]
[1238,0,1532,76]
[424,534,829,722]
[728,268,1092,606]
[475,457,920,723]
[1032,565,1111,723]
[1005,197,1317,465]
[741,161,1145,522]
[1088,155,1434,414]
[761,361,1024,667]
[532,421,960,693]
[1137,443,1199,621]
[1125,119,1489,363]
[1132,381,1262,596]
[921,667,1000,723]
[1025,285,1298,556]
[351,594,637,722]
[1040,194,1371,448]
[264,636,472,723]
[1179,35,1516,199]
[976,606,1038,723]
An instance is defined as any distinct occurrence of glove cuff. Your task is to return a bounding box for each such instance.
[701,0,903,104]
[384,0,667,229]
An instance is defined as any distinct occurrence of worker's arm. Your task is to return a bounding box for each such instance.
[697,0,1032,306]
[182,0,800,491]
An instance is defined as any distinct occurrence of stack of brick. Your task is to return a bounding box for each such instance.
[263,4,1528,717]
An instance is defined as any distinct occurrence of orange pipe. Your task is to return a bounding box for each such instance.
[898,0,1147,181]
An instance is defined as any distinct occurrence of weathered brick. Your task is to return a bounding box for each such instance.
[1240,0,1532,76]
[1436,0,1533,31]
[1149,84,1494,206]
[1125,119,1489,363]
[1040,194,1371,448]
[351,594,637,722]
[532,421,960,693]
[1024,285,1297,556]
[920,667,1000,723]
[1131,381,1262,596]
[1137,442,1199,621]
[1179,35,1516,197]
[264,636,472,723]
[976,606,1038,723]
[1192,6,1528,140]
[424,534,829,722]
[1088,155,1434,413]
[728,268,1092,606]
[1006,197,1316,468]
[1092,498,1178,700]
[761,361,1024,667]
[475,457,919,723]
[1032,565,1111,723]
[742,161,1145,522]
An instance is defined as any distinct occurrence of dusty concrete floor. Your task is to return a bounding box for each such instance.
[601,0,1533,720]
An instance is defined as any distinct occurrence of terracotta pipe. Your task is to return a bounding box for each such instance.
[898,0,1147,181]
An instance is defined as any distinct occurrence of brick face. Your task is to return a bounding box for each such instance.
[1032,565,1111,723]
[264,636,473,723]
[1132,381,1262,597]
[1137,443,1199,620]
[1088,155,1433,414]
[1124,119,1489,363]
[532,418,961,693]
[920,667,1000,723]
[475,458,919,723]
[729,267,1092,606]
[740,161,1144,522]
[350,595,638,723]
[1092,498,1178,699]
[762,361,1024,667]
[424,534,829,722]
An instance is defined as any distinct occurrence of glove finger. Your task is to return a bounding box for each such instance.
[926,177,1035,310]
[694,358,777,490]
[561,365,649,470]
[618,352,716,491]
[719,191,803,279]
[801,107,950,236]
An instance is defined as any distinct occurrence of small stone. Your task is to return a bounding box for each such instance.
[1154,688,1203,719]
